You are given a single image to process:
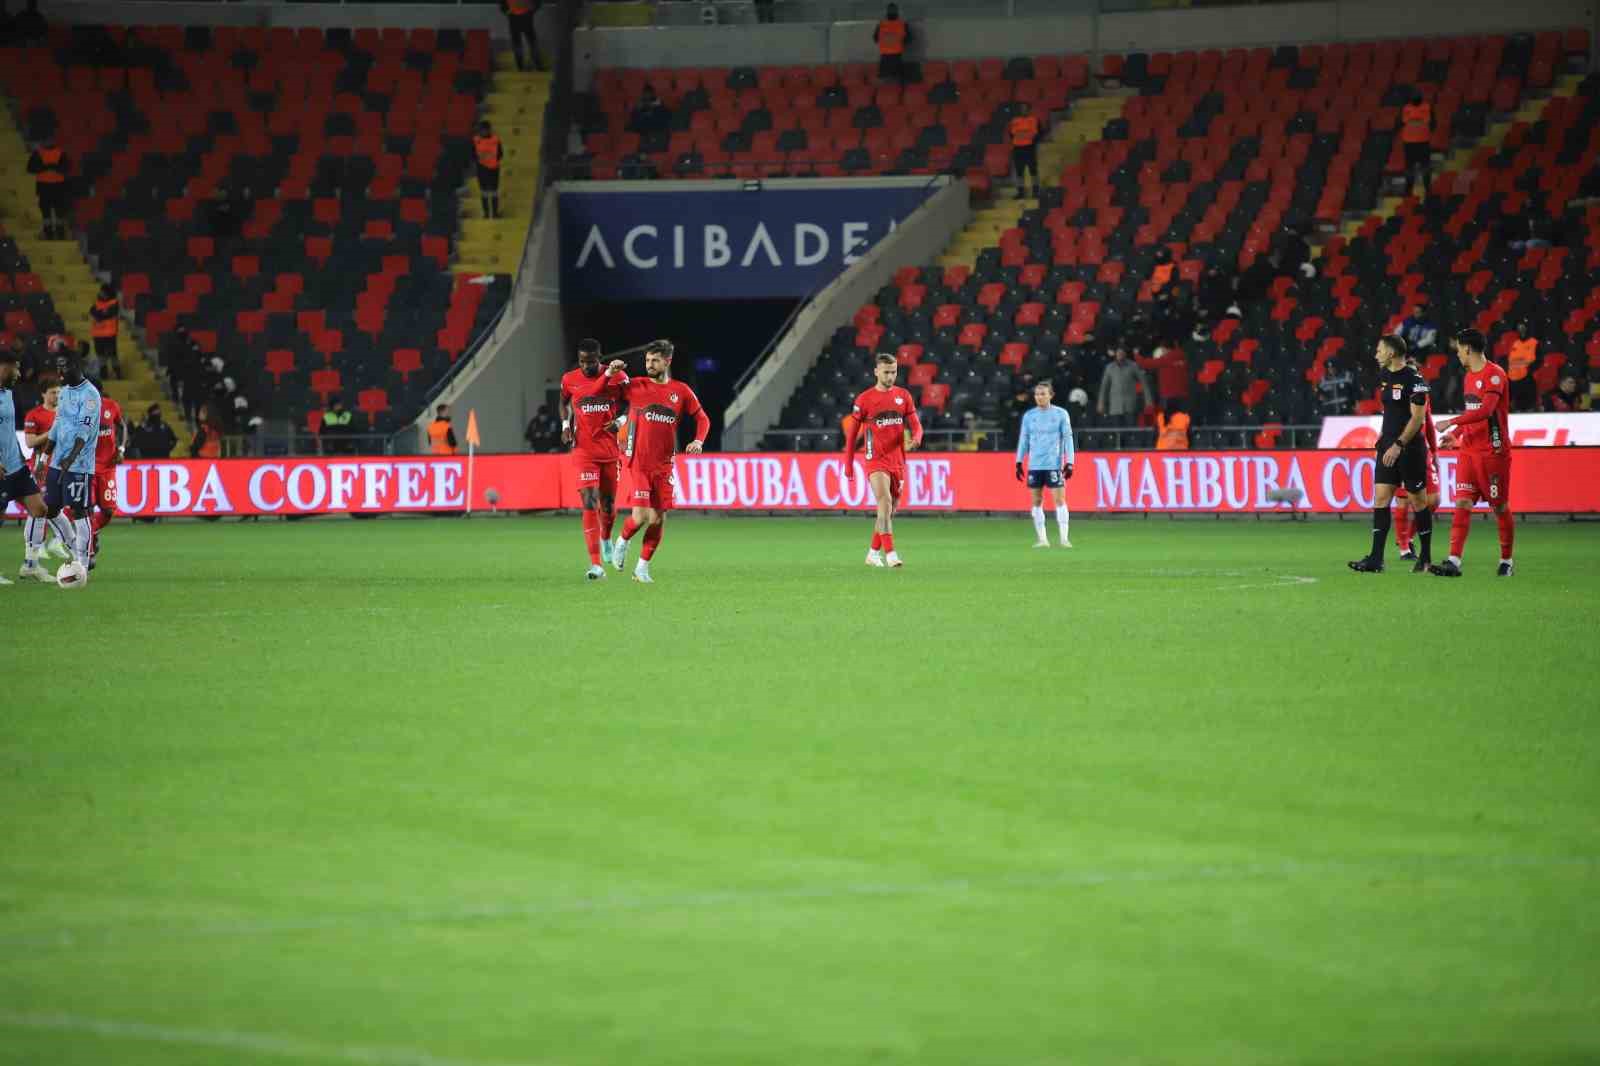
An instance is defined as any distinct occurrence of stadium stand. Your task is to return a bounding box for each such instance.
[0,22,524,436]
[565,54,1092,195]
[757,30,1595,449]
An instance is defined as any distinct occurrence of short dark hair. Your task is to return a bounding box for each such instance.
[875,352,897,366]
[1379,334,1407,358]
[646,339,675,359]
[577,338,602,356]
[1035,379,1054,392]
[1454,328,1486,353]
[435,404,449,416]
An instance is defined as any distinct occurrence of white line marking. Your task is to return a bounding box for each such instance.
[3,853,1589,953]
[1213,574,1320,590]
[0,1011,546,1066]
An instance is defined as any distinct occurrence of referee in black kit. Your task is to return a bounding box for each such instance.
[1349,335,1435,573]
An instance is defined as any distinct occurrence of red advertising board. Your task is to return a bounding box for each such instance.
[7,449,1595,518]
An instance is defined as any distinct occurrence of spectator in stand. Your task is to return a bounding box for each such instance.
[873,4,911,86]
[500,0,543,72]
[1096,346,1149,428]
[524,404,562,452]
[1066,386,1090,427]
[1196,262,1233,325]
[628,86,670,137]
[1275,221,1313,279]
[129,404,177,459]
[190,404,223,458]
[1317,356,1354,415]
[1149,247,1176,294]
[1545,373,1589,412]
[1137,344,1190,409]
[1398,305,1437,356]
[26,132,70,240]
[1400,92,1432,195]
[1007,101,1041,200]
[321,397,354,455]
[427,404,458,455]
[206,184,246,245]
[78,340,100,384]
[89,283,122,379]
[161,326,201,424]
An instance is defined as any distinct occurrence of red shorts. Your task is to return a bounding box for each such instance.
[93,470,117,513]
[624,466,676,511]
[1455,450,1511,506]
[573,455,620,497]
[863,462,905,504]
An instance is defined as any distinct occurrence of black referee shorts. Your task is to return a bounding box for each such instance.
[1374,441,1428,494]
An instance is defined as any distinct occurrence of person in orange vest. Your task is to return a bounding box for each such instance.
[1149,246,1176,292]
[1007,101,1042,200]
[26,133,71,240]
[88,283,122,380]
[1400,92,1432,196]
[427,404,458,455]
[873,4,912,86]
[499,0,543,72]
[473,121,504,220]
[1506,320,1539,410]
[1155,400,1190,451]
[190,403,224,458]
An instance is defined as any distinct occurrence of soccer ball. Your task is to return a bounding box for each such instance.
[56,562,88,590]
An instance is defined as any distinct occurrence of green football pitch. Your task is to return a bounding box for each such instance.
[3,515,1598,1066]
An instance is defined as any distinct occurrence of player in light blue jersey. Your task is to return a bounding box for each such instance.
[1014,380,1075,547]
[30,348,100,587]
[1,348,58,586]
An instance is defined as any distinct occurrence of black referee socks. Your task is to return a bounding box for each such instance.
[1370,506,1391,561]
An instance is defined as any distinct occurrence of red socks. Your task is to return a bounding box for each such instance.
[599,508,616,540]
[640,523,662,561]
[870,532,882,551]
[1449,506,1471,558]
[621,516,640,541]
[1392,503,1411,550]
[881,533,895,553]
[581,510,601,564]
[91,509,112,534]
[1496,509,1515,560]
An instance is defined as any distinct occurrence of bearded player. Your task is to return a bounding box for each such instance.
[84,387,126,568]
[606,340,709,584]
[21,383,71,563]
[844,353,922,568]
[1431,328,1514,577]
[559,338,627,580]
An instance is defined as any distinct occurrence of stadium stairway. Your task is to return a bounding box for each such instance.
[1325,72,1588,248]
[937,94,1121,270]
[453,54,551,278]
[0,102,178,427]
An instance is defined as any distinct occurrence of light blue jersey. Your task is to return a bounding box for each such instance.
[1015,403,1075,471]
[51,379,101,475]
[0,387,23,474]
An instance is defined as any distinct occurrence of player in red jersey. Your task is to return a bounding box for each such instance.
[843,352,922,568]
[1431,328,1515,577]
[85,390,126,567]
[21,384,71,562]
[605,340,710,583]
[559,338,627,580]
[1392,355,1442,562]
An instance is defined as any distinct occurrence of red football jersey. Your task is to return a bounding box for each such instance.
[95,396,124,471]
[618,375,709,472]
[1458,360,1510,455]
[23,404,54,473]
[560,367,625,461]
[847,385,921,467]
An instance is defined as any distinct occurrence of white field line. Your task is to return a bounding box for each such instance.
[2,853,1591,953]
[0,1011,548,1066]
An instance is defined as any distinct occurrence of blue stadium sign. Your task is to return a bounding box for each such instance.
[558,178,940,301]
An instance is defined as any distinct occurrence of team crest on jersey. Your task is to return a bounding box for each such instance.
[669,393,678,404]
[894,396,903,405]
[1391,386,1402,399]
[1490,375,1500,385]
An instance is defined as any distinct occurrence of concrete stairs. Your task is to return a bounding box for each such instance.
[0,106,179,427]
[453,52,551,279]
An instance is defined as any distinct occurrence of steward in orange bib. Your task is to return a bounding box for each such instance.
[873,4,912,85]
[500,0,543,72]
[1008,101,1041,199]
[1156,403,1190,451]
[26,135,71,240]
[473,121,504,220]
[1400,93,1432,195]
[427,404,458,455]
[89,283,123,379]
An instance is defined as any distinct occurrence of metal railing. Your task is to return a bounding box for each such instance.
[167,432,401,458]
[758,423,1326,451]
[644,0,1310,25]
